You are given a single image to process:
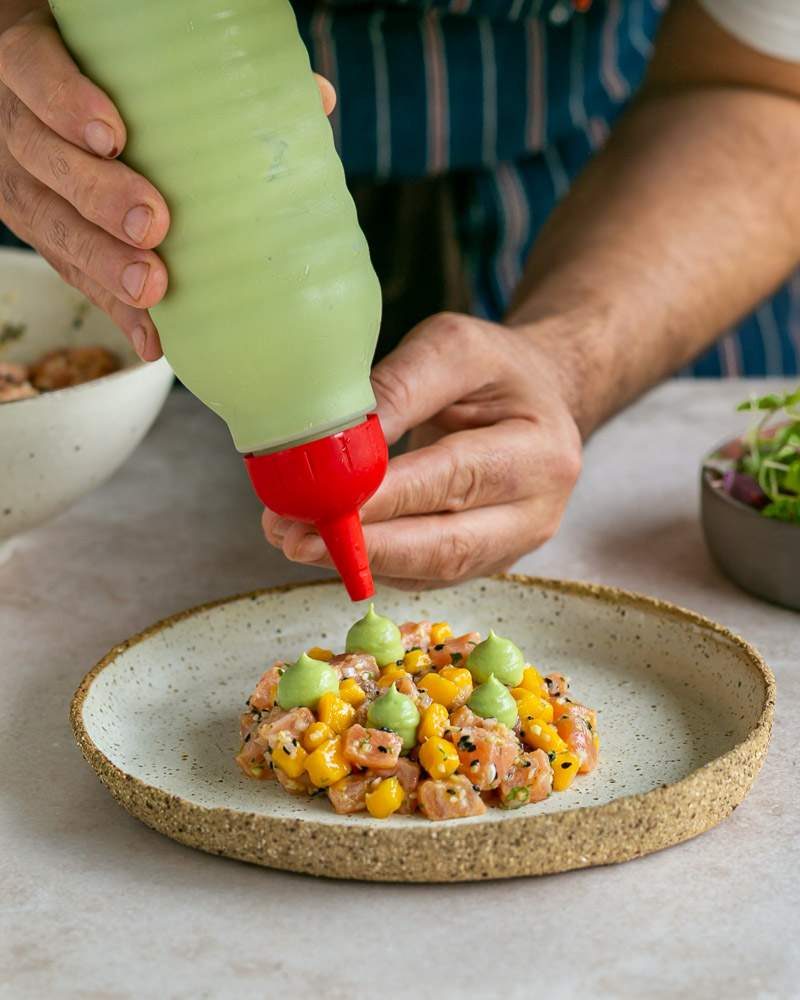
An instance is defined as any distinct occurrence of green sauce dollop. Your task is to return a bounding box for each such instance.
[345,603,404,668]
[366,682,420,752]
[467,674,519,728]
[277,652,339,710]
[466,630,525,687]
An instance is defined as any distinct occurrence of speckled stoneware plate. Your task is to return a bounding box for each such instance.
[71,576,774,882]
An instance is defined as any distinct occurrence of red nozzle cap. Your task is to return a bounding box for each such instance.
[244,413,388,601]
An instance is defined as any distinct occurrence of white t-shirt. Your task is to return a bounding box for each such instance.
[699,0,800,62]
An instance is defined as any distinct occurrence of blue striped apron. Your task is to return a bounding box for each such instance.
[3,0,797,376]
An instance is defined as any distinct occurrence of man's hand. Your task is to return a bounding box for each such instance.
[0,4,336,360]
[262,313,582,589]
[0,6,170,359]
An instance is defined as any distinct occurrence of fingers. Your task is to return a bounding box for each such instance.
[272,500,555,584]
[23,176,168,309]
[0,10,125,157]
[0,146,165,358]
[314,74,337,117]
[360,419,538,523]
[370,312,500,444]
[39,245,162,360]
[3,94,169,249]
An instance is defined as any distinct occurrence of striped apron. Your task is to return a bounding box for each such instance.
[3,0,797,375]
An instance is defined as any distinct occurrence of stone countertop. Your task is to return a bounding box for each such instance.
[1,379,797,1000]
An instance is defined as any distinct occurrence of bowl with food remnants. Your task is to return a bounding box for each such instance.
[0,248,172,552]
[701,386,800,611]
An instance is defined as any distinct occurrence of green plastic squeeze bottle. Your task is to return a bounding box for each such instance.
[50,0,387,600]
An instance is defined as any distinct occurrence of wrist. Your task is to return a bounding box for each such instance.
[505,294,619,440]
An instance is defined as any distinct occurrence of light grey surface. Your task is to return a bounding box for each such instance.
[1,379,797,1000]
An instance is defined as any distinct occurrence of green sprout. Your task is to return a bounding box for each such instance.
[735,387,800,523]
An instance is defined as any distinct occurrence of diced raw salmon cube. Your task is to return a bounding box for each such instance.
[455,726,519,791]
[328,774,377,814]
[430,632,481,668]
[342,725,402,772]
[249,661,285,710]
[418,774,487,820]
[330,652,380,681]
[499,749,552,808]
[555,713,598,773]
[258,707,314,750]
[399,621,432,652]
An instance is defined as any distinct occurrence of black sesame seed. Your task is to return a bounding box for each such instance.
[434,643,445,651]
[378,745,388,753]
[472,785,480,792]
[561,761,572,769]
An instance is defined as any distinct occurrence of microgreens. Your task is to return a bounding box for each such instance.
[720,387,800,523]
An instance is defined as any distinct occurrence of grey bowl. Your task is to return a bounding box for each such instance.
[701,464,800,611]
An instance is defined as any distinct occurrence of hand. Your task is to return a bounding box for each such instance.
[262,312,583,589]
[0,5,336,361]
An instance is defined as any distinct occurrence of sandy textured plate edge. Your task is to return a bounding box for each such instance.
[69,576,775,883]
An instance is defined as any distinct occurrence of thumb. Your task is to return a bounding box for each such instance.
[370,312,493,445]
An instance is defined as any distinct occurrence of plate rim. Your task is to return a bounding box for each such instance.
[70,574,776,882]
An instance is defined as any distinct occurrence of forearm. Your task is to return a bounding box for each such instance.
[509,85,800,438]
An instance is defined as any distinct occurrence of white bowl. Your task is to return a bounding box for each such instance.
[0,248,173,548]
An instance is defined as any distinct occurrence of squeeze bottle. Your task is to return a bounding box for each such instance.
[50,0,387,600]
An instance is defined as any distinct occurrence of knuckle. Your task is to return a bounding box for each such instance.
[46,214,71,255]
[5,106,39,164]
[27,185,54,240]
[370,363,415,422]
[0,166,21,209]
[72,228,99,274]
[446,446,511,511]
[556,437,582,488]
[435,526,480,582]
[426,311,484,357]
[48,147,71,182]
[0,90,21,135]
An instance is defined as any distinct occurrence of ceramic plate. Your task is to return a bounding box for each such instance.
[71,576,774,882]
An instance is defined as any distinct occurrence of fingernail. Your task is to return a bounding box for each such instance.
[272,517,292,540]
[295,535,326,561]
[132,326,147,359]
[84,120,116,157]
[122,261,149,300]
[122,205,153,244]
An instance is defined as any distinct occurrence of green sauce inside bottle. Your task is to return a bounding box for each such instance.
[277,652,339,710]
[467,674,519,728]
[346,604,404,668]
[466,630,525,687]
[366,683,420,752]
